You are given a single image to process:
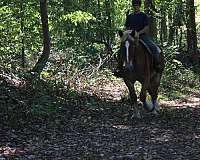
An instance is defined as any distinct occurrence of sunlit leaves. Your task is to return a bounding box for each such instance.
[0,0,42,69]
[63,11,96,26]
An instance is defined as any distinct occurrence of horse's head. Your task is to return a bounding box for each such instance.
[119,30,139,74]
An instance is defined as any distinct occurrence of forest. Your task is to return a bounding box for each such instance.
[0,0,200,159]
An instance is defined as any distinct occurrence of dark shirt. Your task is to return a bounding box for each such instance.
[125,12,149,33]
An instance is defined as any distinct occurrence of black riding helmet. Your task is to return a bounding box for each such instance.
[132,0,142,6]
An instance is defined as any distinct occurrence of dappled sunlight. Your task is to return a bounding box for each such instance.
[1,0,200,158]
[0,146,25,157]
[112,125,132,130]
[71,76,128,101]
[0,73,26,88]
[161,94,200,108]
[151,129,174,143]
[1,71,200,159]
[95,81,127,101]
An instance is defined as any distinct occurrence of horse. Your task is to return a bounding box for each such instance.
[118,30,165,118]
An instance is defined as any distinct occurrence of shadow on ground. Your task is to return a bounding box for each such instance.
[0,75,200,160]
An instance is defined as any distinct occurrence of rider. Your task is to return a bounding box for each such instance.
[114,0,161,77]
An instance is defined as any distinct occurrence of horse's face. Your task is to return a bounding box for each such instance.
[119,30,139,73]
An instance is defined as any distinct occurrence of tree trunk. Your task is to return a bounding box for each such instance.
[160,5,167,44]
[96,0,103,42]
[144,0,157,40]
[167,7,175,46]
[186,0,197,54]
[105,0,112,44]
[32,0,50,74]
[20,2,25,68]
[174,2,184,47]
[168,26,175,46]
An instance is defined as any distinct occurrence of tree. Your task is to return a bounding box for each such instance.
[144,0,158,40]
[160,4,168,44]
[20,1,25,68]
[168,1,184,47]
[185,0,198,62]
[32,0,50,74]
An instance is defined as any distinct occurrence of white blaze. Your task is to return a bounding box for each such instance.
[125,40,130,64]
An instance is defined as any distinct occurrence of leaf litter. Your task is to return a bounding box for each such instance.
[0,73,200,159]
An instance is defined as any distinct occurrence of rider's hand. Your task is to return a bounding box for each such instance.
[135,31,139,39]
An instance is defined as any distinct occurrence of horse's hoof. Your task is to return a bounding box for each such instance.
[143,101,154,112]
[154,104,160,112]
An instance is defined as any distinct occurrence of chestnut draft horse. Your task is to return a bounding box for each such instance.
[118,30,165,118]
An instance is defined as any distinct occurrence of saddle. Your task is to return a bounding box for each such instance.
[139,39,161,55]
[139,39,163,72]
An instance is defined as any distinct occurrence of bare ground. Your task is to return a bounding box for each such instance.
[0,75,200,160]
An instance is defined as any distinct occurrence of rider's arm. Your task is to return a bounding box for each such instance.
[138,25,149,35]
[124,14,132,30]
[138,13,150,35]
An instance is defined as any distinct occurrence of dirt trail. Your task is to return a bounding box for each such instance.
[1,76,200,159]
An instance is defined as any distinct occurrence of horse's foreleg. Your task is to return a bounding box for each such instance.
[140,83,154,112]
[148,85,160,112]
[124,80,141,119]
[149,73,162,112]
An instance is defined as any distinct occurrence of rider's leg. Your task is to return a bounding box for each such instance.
[140,35,162,71]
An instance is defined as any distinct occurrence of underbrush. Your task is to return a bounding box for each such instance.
[0,45,200,128]
[160,46,200,100]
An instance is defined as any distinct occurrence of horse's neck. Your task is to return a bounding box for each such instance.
[135,43,152,65]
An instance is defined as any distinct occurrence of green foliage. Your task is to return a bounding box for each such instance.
[63,11,96,26]
[0,0,42,70]
[161,46,200,100]
[0,0,200,106]
[113,0,132,29]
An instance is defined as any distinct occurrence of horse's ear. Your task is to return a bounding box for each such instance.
[130,30,135,37]
[118,30,123,37]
